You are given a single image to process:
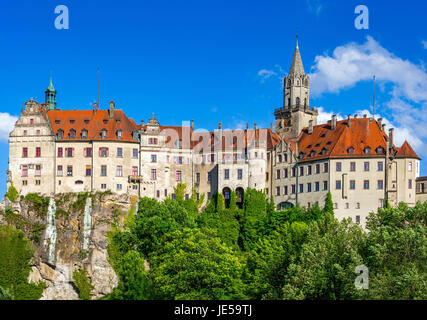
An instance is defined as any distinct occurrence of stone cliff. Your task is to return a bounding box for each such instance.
[0,192,138,300]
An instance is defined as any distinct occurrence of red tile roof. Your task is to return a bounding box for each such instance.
[289,118,420,162]
[46,109,139,143]
[395,141,420,160]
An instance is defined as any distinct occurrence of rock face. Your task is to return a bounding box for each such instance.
[0,192,138,300]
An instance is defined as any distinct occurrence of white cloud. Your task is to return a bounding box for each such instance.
[258,69,277,83]
[0,113,18,142]
[422,40,427,49]
[316,106,343,124]
[308,36,427,159]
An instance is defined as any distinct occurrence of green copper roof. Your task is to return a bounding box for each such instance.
[47,76,56,92]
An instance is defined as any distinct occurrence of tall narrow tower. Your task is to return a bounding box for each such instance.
[45,76,57,110]
[274,36,317,139]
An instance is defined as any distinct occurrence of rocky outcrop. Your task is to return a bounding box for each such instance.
[0,192,138,300]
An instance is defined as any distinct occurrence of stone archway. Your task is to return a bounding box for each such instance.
[222,187,231,209]
[236,187,244,209]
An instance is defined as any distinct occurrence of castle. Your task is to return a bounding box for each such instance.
[7,40,421,226]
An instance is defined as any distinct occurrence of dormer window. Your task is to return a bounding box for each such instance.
[321,148,328,155]
[176,138,183,149]
[116,119,121,124]
[132,131,139,140]
[348,147,354,154]
[69,129,76,139]
[101,129,107,139]
[117,130,123,139]
[376,146,384,154]
[326,141,332,145]
[57,129,64,139]
[103,120,108,124]
[84,119,90,124]
[365,147,371,154]
[81,129,88,139]
[299,152,305,160]
[70,120,75,124]
[310,150,316,158]
[55,120,61,125]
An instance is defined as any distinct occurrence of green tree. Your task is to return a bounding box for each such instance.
[282,214,366,300]
[324,192,334,215]
[216,192,225,212]
[0,225,45,300]
[229,191,238,210]
[150,228,245,299]
[361,202,427,299]
[6,183,19,203]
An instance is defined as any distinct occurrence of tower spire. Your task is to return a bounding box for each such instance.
[289,35,305,75]
[45,74,57,110]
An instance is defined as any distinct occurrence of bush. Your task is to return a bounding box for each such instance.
[73,269,93,300]
[6,183,19,203]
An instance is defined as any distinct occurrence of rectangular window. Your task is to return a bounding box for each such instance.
[117,148,123,158]
[86,166,92,177]
[208,172,212,183]
[336,162,342,172]
[364,162,370,171]
[315,181,320,192]
[324,163,329,173]
[237,169,243,180]
[176,156,183,164]
[291,184,296,194]
[408,179,412,189]
[336,180,342,190]
[308,165,312,175]
[363,180,370,190]
[101,184,107,190]
[35,180,41,185]
[117,184,122,190]
[292,167,296,177]
[379,199,385,208]
[323,181,328,191]
[196,172,200,183]
[164,189,168,197]
[278,155,282,162]
[156,190,160,198]
[299,184,304,193]
[133,148,138,159]
[66,148,74,157]
[57,148,63,158]
[116,166,123,177]
[99,147,108,157]
[22,180,27,186]
[284,186,288,195]
[101,165,107,177]
[151,169,157,180]
[356,215,360,224]
[210,154,215,162]
[22,147,28,158]
[224,169,230,180]
[350,162,356,172]
[35,147,41,158]
[57,165,63,176]
[35,165,41,176]
[22,165,28,177]
[378,180,384,190]
[132,185,138,190]
[350,180,356,190]
[299,166,304,176]
[315,164,320,174]
[132,166,138,176]
[377,161,383,171]
[276,186,280,196]
[284,168,288,178]
[176,171,182,182]
[276,169,280,179]
[307,183,312,192]
[67,166,73,177]
[85,148,93,157]
[408,161,412,172]
[148,138,158,145]
[151,154,157,163]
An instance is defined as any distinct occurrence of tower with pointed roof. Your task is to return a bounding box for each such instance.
[274,36,318,139]
[45,76,57,110]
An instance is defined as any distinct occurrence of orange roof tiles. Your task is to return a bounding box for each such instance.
[395,140,420,160]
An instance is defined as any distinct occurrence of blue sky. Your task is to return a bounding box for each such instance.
[0,0,426,196]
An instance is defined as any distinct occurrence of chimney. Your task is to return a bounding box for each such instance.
[363,114,367,118]
[254,122,257,130]
[270,122,274,131]
[191,120,194,130]
[109,100,115,118]
[354,114,358,118]
[389,128,394,147]
[246,123,249,130]
[218,122,222,130]
[308,120,313,134]
[331,115,337,130]
[347,114,351,128]
[93,102,98,114]
[382,123,386,132]
[378,118,383,129]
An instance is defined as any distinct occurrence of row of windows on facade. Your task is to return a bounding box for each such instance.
[274,161,386,179]
[55,128,139,140]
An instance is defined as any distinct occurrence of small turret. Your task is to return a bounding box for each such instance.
[45,76,57,110]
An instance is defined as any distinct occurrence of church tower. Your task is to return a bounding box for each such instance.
[274,36,318,139]
[45,76,57,110]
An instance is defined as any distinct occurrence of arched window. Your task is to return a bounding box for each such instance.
[116,130,123,139]
[287,98,291,107]
[288,79,291,87]
[57,129,64,139]
[81,129,88,139]
[69,129,76,139]
[296,97,300,106]
[101,129,107,139]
